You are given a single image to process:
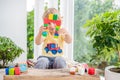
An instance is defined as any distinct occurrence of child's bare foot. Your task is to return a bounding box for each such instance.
[27,60,35,67]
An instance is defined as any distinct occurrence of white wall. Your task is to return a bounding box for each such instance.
[0,0,27,63]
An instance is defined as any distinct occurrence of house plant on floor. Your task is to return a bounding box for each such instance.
[84,10,120,80]
[0,36,24,68]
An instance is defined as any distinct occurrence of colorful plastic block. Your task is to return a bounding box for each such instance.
[19,64,27,72]
[53,14,58,20]
[88,68,95,75]
[56,20,61,26]
[55,26,60,31]
[44,24,48,27]
[49,14,53,20]
[42,31,48,37]
[43,14,61,38]
[5,68,9,75]
[54,32,59,36]
[9,68,14,75]
[15,67,20,75]
[54,36,58,38]
[44,18,49,24]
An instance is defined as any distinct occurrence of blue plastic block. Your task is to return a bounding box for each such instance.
[20,64,27,72]
[5,68,9,75]
[54,33,59,36]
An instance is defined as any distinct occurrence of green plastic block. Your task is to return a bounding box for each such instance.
[44,24,48,27]
[53,14,58,20]
[9,68,14,75]
[54,36,58,38]
[42,31,48,37]
[55,26,60,31]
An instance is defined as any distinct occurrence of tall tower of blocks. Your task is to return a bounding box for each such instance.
[42,14,61,38]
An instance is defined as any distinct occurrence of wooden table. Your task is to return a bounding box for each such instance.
[4,68,100,80]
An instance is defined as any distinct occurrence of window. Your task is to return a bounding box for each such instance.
[74,0,120,65]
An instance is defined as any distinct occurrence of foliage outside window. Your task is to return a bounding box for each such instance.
[84,10,120,65]
[74,0,117,65]
[27,10,34,59]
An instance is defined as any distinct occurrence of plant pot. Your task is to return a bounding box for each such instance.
[105,66,120,80]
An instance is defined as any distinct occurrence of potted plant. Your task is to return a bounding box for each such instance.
[0,36,24,68]
[84,10,120,80]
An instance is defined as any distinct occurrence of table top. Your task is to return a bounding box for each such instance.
[4,68,100,80]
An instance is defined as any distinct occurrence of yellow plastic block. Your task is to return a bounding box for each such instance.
[9,68,14,75]
[49,14,53,20]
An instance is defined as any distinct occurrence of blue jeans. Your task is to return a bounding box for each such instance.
[34,56,66,69]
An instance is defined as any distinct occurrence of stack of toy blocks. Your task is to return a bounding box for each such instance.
[5,67,21,75]
[5,63,27,75]
[42,14,61,38]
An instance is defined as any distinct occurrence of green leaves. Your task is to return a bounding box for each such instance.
[115,62,120,68]
[84,10,120,63]
[74,0,116,65]
[0,36,24,67]
[27,10,34,59]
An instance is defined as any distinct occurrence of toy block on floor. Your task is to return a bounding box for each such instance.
[5,68,9,75]
[19,63,27,73]
[9,68,14,75]
[15,67,21,75]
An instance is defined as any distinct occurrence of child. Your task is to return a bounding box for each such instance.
[34,8,72,69]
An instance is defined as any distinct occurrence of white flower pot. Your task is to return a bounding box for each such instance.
[105,66,120,80]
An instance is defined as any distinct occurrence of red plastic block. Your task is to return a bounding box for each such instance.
[88,68,95,75]
[14,67,20,75]
[56,20,61,26]
[44,18,49,24]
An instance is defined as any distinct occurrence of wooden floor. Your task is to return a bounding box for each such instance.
[4,68,100,80]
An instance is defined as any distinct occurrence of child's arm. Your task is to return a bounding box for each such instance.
[35,26,45,45]
[59,28,72,43]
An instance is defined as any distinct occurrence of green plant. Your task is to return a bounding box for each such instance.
[0,36,24,67]
[27,10,34,59]
[84,10,120,64]
[74,0,114,63]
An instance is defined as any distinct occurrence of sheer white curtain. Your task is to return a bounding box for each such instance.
[34,0,74,61]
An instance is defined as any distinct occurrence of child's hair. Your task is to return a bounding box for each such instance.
[42,8,61,19]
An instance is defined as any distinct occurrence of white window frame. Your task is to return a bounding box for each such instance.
[34,0,74,61]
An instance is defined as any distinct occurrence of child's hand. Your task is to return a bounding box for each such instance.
[58,28,72,43]
[58,28,69,35]
[39,26,46,34]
